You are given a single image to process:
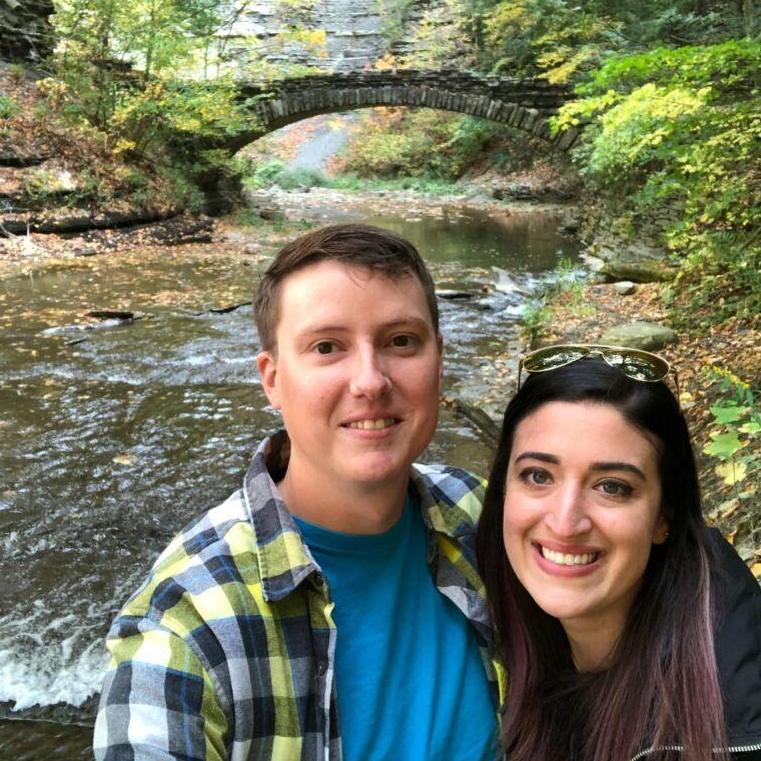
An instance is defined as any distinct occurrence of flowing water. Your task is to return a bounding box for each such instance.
[0,198,578,759]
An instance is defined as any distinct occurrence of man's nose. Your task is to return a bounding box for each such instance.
[348,347,392,399]
[545,483,593,537]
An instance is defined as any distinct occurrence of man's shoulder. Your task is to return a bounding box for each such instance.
[411,463,486,529]
[154,488,251,570]
[120,488,262,624]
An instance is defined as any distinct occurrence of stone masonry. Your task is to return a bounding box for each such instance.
[218,69,579,152]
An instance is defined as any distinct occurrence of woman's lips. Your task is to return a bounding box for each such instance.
[532,541,604,576]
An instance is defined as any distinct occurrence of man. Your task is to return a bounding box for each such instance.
[94,224,504,760]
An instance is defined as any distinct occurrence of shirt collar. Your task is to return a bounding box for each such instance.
[242,431,318,602]
[242,431,472,602]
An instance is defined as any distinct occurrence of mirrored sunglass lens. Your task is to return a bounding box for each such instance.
[523,348,586,372]
[618,353,668,381]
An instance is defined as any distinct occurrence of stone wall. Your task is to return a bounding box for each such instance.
[0,0,53,63]
[220,0,454,72]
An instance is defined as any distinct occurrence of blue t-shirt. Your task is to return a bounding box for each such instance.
[294,495,498,761]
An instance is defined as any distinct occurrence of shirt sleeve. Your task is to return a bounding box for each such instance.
[93,614,229,760]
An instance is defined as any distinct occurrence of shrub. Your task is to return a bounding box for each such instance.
[0,94,19,119]
[553,40,761,324]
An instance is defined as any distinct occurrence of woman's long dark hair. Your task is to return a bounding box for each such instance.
[476,358,726,761]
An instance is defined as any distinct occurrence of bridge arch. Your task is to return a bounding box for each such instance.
[224,69,581,153]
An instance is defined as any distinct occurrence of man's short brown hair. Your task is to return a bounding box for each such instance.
[254,223,439,352]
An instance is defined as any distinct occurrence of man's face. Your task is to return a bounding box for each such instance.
[256,260,443,493]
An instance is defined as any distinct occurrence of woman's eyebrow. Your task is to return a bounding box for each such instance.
[513,453,646,480]
[514,451,559,465]
[590,462,646,479]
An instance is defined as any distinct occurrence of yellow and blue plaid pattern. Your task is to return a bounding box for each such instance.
[94,431,503,760]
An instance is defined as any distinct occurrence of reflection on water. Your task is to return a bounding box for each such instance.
[0,200,577,757]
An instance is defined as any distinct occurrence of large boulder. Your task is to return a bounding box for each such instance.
[599,322,677,351]
[0,0,54,62]
[599,258,677,283]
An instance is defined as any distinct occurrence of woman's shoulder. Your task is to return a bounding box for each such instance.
[708,528,761,756]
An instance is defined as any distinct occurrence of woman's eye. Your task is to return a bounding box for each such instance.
[314,341,336,355]
[520,468,551,486]
[598,480,632,497]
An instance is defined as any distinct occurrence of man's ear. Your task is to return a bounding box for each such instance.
[436,332,444,391]
[256,351,281,410]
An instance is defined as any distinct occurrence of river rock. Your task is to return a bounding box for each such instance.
[257,206,285,222]
[599,322,677,351]
[558,214,580,234]
[492,267,528,296]
[613,281,636,296]
[599,259,677,283]
[436,289,472,300]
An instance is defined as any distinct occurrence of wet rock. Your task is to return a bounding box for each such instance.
[580,253,606,272]
[492,267,528,296]
[436,289,473,300]
[41,311,144,337]
[257,206,286,222]
[86,310,138,322]
[492,183,539,202]
[558,214,580,235]
[0,152,52,168]
[599,322,677,351]
[613,281,636,296]
[451,398,500,444]
[209,302,253,314]
[599,259,677,283]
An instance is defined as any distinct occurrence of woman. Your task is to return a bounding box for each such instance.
[476,345,761,761]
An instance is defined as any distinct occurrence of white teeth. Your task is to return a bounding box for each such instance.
[540,546,598,566]
[347,418,395,430]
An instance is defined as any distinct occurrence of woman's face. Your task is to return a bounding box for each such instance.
[502,401,668,663]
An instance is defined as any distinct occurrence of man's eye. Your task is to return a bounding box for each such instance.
[391,334,415,348]
[314,341,336,355]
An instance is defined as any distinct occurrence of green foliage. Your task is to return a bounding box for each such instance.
[399,0,478,69]
[22,169,65,207]
[47,0,254,146]
[521,256,591,341]
[475,0,753,79]
[377,0,417,45]
[702,367,760,491]
[338,109,546,181]
[482,0,621,82]
[243,0,327,81]
[328,174,456,194]
[245,159,329,190]
[521,300,551,343]
[574,39,761,93]
[0,93,18,119]
[553,39,761,323]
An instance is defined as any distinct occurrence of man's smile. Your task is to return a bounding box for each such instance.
[342,417,400,430]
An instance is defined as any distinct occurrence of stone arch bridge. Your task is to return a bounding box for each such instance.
[216,69,580,153]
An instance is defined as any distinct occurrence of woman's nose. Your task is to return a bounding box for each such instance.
[545,484,593,537]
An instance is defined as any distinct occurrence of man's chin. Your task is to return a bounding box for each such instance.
[341,454,413,488]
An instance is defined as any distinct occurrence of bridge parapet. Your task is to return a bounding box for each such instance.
[223,68,580,153]
[241,70,571,113]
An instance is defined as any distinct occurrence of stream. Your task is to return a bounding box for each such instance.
[0,192,579,759]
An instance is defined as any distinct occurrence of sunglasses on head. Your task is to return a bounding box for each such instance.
[518,343,679,398]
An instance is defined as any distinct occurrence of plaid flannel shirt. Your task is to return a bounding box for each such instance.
[94,431,505,761]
